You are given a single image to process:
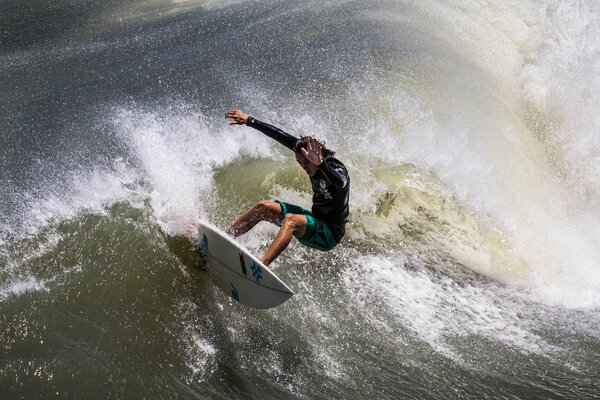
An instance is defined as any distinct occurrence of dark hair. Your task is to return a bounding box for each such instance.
[294,136,336,158]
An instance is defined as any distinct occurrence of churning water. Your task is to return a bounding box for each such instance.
[1,1,599,398]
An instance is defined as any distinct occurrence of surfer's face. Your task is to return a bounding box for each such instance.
[295,152,319,176]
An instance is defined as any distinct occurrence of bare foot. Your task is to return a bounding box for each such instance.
[184,218,200,239]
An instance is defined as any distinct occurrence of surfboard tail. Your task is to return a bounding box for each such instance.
[206,256,293,309]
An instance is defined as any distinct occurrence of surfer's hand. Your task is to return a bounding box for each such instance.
[226,109,248,125]
[300,137,324,166]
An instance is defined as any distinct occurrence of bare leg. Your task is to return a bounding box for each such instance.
[261,214,307,266]
[227,201,282,237]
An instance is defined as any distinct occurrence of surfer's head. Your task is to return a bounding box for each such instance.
[294,136,334,176]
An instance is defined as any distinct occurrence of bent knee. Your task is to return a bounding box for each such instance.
[282,214,307,238]
[282,213,307,229]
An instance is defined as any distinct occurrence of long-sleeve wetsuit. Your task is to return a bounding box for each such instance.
[246,116,350,241]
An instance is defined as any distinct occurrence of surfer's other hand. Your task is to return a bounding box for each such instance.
[226,109,248,125]
[300,137,324,166]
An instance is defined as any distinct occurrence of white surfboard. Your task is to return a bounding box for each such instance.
[196,221,294,309]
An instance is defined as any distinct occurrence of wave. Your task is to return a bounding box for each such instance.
[2,1,600,389]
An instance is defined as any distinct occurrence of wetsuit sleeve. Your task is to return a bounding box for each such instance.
[319,159,349,189]
[246,116,299,151]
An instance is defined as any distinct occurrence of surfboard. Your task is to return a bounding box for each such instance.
[196,221,294,309]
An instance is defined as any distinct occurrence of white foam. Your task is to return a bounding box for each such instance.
[336,0,600,309]
[185,333,218,381]
[113,106,274,236]
[3,161,136,243]
[346,253,552,359]
[0,276,49,302]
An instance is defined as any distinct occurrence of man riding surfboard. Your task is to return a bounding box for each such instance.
[225,109,350,266]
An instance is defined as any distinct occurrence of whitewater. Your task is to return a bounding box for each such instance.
[1,0,599,398]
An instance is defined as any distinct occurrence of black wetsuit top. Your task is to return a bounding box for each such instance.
[246,116,350,241]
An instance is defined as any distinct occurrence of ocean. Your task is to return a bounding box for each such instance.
[1,0,599,398]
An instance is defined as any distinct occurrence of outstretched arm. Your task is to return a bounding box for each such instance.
[225,109,298,151]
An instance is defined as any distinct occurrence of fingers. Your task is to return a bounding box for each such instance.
[308,138,324,164]
[306,138,316,153]
[306,138,322,154]
[299,138,324,166]
[225,110,240,120]
[225,109,246,125]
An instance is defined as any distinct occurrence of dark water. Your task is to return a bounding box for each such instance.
[2,1,600,399]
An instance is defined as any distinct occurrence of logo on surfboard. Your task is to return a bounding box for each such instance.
[231,283,240,301]
[240,252,261,283]
[239,253,248,277]
[250,261,262,283]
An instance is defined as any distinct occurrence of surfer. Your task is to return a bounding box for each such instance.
[225,109,350,266]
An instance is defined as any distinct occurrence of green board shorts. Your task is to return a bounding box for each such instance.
[275,200,341,251]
